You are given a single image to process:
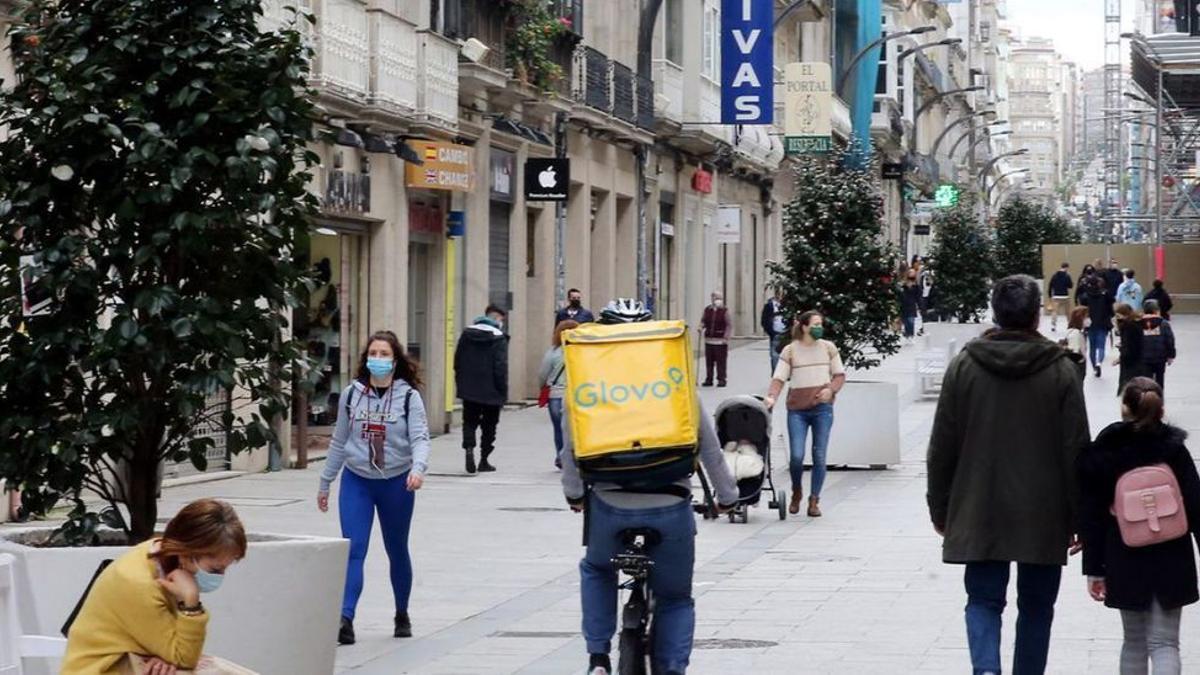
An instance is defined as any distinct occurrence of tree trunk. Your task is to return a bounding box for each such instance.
[125,437,161,543]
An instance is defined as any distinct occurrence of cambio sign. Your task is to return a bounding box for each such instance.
[720,0,774,124]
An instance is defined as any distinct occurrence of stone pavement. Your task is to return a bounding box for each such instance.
[76,317,1200,672]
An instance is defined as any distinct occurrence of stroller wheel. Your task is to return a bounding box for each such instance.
[777,490,787,521]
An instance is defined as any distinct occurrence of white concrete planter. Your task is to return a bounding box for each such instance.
[0,528,347,675]
[828,380,901,468]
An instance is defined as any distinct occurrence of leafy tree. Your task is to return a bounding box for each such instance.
[0,0,318,544]
[768,153,900,370]
[994,197,1079,278]
[927,197,993,322]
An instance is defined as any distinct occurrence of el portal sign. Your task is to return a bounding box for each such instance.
[721,0,774,125]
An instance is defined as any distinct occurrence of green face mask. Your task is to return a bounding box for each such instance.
[809,326,825,340]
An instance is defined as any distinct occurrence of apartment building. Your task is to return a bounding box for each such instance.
[1008,37,1073,200]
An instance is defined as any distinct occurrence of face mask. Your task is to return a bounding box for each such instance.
[1084,318,1092,328]
[569,299,581,309]
[366,357,394,378]
[192,561,224,594]
[713,300,724,308]
[809,326,825,340]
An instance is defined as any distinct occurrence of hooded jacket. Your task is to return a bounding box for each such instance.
[319,379,431,493]
[454,318,509,406]
[927,330,1091,565]
[1078,422,1200,610]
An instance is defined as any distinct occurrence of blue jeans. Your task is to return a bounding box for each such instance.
[1088,326,1108,367]
[903,315,916,338]
[965,562,1062,675]
[580,495,696,672]
[787,404,833,496]
[548,397,565,458]
[339,469,416,619]
[769,334,783,374]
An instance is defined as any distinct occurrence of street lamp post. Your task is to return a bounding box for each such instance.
[966,129,1012,161]
[978,149,1029,222]
[895,37,964,258]
[833,26,938,99]
[948,119,1006,160]
[986,168,1030,207]
[929,111,998,158]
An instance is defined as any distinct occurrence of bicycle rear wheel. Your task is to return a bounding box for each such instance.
[617,626,649,675]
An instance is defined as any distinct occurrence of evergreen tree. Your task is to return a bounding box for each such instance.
[768,154,900,370]
[927,197,992,322]
[995,197,1080,278]
[0,0,318,543]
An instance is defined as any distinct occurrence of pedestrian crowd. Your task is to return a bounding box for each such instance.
[54,269,1190,675]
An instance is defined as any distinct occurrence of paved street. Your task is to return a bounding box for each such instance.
[109,318,1200,673]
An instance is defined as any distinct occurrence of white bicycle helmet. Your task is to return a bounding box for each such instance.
[599,298,653,324]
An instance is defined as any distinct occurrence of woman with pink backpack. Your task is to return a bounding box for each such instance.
[1078,377,1200,674]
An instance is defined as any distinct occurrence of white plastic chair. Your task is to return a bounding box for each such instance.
[0,553,67,674]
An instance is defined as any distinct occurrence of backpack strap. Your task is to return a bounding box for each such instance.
[344,385,413,420]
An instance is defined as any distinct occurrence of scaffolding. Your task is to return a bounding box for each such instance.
[1102,0,1123,241]
[1125,33,1200,243]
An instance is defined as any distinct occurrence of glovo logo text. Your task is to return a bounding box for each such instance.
[573,368,686,409]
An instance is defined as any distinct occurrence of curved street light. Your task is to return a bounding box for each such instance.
[948,119,1007,159]
[914,86,985,122]
[834,26,937,99]
[978,148,1029,189]
[929,111,998,157]
[898,38,963,62]
[987,168,1030,205]
[967,129,1012,160]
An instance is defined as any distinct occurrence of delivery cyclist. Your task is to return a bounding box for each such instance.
[560,298,739,675]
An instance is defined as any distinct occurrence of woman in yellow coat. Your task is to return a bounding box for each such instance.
[62,499,247,675]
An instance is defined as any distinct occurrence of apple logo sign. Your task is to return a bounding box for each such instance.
[538,166,558,189]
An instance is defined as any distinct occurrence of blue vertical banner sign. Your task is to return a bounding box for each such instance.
[720,0,774,124]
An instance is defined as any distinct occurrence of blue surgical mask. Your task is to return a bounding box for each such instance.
[366,357,394,378]
[193,561,225,593]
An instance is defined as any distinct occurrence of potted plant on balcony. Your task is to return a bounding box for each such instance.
[507,0,574,92]
[768,152,903,467]
[0,2,345,673]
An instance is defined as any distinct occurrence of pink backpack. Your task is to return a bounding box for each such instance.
[1111,464,1189,548]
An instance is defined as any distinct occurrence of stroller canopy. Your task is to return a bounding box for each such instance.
[714,395,771,451]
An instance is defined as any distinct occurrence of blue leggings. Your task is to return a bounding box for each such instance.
[339,469,415,620]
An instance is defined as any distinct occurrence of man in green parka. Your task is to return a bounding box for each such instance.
[927,274,1091,675]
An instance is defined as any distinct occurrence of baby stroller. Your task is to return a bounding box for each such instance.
[712,395,786,523]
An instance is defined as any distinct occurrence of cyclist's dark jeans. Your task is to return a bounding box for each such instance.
[580,494,697,672]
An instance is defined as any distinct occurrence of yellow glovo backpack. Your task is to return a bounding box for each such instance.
[562,320,700,487]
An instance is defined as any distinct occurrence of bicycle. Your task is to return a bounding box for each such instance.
[612,527,661,675]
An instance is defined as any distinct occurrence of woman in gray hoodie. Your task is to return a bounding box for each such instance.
[316,330,431,646]
[538,319,579,469]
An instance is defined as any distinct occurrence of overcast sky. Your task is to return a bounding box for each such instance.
[1004,0,1139,71]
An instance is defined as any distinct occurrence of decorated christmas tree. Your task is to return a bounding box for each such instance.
[927,197,993,322]
[768,154,900,370]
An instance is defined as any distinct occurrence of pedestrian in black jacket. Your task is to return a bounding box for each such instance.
[760,287,787,374]
[1075,265,1096,305]
[1142,299,1177,391]
[1146,279,1174,320]
[900,271,921,341]
[1084,276,1112,378]
[1048,262,1073,332]
[1105,259,1125,303]
[1114,303,1147,396]
[1078,377,1200,675]
[454,306,509,474]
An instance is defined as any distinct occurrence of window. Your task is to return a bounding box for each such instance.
[665,0,683,64]
[875,30,888,95]
[702,1,719,80]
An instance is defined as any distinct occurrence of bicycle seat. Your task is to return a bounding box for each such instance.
[617,527,662,549]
